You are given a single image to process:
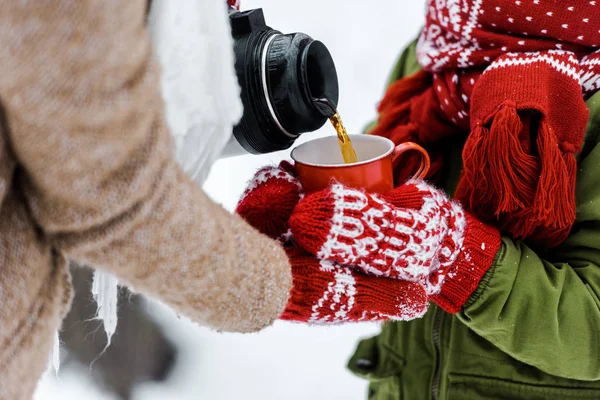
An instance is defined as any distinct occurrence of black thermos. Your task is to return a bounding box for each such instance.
[222,8,340,157]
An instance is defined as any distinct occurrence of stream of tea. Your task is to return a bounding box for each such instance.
[312,98,358,164]
[329,111,358,164]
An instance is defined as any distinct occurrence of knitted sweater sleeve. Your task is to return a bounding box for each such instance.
[0,0,291,333]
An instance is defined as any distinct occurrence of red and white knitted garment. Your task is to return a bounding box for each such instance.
[289,180,501,313]
[236,165,430,323]
[416,0,600,126]
[237,163,303,242]
[281,248,429,324]
[227,0,240,10]
[291,181,467,295]
[418,0,600,80]
[238,163,501,316]
[373,0,600,248]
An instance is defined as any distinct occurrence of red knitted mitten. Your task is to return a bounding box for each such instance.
[282,247,428,324]
[289,180,501,313]
[227,0,240,10]
[237,164,429,323]
[236,162,303,242]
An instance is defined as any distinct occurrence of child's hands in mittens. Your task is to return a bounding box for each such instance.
[290,179,502,313]
[236,164,430,323]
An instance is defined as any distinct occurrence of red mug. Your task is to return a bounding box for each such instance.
[290,134,430,194]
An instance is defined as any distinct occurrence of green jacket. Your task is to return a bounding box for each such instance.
[348,41,600,400]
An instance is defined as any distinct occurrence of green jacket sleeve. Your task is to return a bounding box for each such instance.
[459,115,600,381]
[385,41,600,381]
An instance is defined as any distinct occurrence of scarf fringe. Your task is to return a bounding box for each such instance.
[456,125,492,214]
[92,270,119,346]
[456,104,577,247]
[535,123,578,230]
[457,105,536,215]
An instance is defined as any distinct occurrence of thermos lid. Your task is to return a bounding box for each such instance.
[230,9,339,154]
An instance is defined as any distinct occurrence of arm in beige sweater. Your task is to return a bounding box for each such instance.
[0,0,291,333]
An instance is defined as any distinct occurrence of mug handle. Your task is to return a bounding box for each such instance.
[391,142,431,180]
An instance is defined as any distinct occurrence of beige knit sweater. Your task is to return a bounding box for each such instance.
[0,2,292,399]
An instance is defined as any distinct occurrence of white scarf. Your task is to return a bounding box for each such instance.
[150,0,243,185]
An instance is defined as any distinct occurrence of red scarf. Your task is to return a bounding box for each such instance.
[372,0,600,247]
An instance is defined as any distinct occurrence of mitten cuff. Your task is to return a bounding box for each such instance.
[431,213,501,314]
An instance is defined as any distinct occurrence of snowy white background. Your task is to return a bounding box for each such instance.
[35,1,425,399]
